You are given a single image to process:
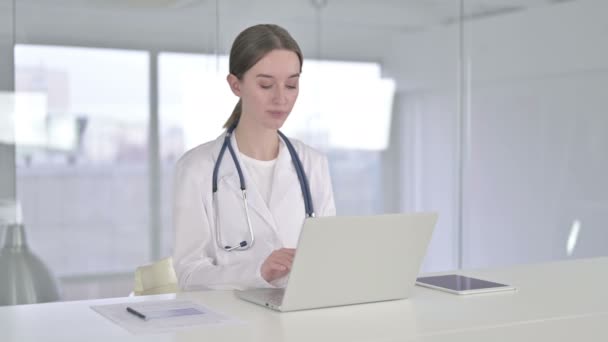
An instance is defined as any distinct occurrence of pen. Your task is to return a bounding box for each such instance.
[126,306,148,321]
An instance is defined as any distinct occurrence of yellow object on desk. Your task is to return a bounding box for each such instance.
[133,257,178,296]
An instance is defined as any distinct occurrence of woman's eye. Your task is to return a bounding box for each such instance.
[260,84,273,89]
[286,84,298,89]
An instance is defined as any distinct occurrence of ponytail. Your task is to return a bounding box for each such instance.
[223,99,242,129]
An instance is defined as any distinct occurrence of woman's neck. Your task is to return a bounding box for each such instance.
[234,119,279,161]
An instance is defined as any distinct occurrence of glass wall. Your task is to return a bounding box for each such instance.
[462,0,608,268]
[1,0,606,302]
[158,52,396,256]
[7,0,218,299]
[14,45,150,276]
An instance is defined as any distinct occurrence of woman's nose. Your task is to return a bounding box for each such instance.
[272,86,287,104]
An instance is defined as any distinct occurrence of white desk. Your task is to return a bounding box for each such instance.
[1,257,607,342]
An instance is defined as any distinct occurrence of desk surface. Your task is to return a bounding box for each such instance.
[1,257,607,342]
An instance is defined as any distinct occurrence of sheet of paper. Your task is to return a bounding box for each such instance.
[91,299,242,335]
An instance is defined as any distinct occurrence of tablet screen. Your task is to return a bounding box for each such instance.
[417,275,509,291]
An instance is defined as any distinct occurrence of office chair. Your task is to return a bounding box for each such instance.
[133,257,179,296]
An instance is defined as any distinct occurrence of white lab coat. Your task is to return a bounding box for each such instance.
[172,131,336,291]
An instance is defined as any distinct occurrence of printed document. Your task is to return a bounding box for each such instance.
[91,299,241,334]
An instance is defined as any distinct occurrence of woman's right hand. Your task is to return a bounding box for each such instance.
[261,248,296,283]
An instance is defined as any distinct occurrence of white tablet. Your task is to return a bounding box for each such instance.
[416,274,516,295]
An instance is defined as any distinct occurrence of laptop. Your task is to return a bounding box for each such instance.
[235,213,438,312]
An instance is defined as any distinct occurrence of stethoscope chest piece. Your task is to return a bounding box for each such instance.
[212,124,314,252]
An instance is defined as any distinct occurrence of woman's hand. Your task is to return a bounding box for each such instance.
[261,248,296,283]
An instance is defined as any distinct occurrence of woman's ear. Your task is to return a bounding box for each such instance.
[227,74,241,97]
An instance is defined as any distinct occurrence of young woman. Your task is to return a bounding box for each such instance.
[173,24,336,290]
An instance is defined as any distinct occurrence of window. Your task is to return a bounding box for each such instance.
[158,52,396,255]
[14,45,150,277]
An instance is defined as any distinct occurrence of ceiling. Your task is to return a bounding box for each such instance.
[18,0,573,32]
[10,0,576,61]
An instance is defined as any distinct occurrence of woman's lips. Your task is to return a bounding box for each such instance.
[268,110,287,118]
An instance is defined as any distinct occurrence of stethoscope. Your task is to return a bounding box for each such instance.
[212,123,314,252]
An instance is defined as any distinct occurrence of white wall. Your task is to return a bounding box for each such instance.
[465,0,608,84]
[383,20,461,272]
[386,0,608,270]
[463,0,608,268]
[398,90,460,272]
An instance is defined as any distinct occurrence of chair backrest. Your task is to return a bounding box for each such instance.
[133,257,179,296]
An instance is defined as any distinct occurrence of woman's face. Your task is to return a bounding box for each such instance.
[228,49,301,130]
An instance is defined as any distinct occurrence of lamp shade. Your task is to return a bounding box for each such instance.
[0,223,61,306]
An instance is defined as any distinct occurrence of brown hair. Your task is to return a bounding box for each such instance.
[223,24,303,129]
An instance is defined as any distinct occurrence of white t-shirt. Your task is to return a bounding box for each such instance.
[239,153,277,206]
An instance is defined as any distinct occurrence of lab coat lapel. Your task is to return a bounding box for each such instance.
[211,132,278,232]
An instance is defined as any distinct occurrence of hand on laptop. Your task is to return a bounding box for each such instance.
[261,248,295,283]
